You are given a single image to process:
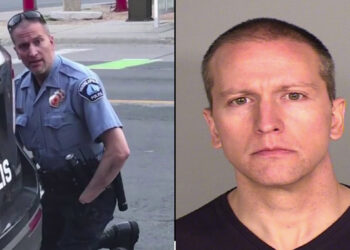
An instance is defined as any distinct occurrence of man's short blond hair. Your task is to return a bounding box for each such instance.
[202,18,335,109]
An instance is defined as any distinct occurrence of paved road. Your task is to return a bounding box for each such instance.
[0,0,112,12]
[9,43,174,250]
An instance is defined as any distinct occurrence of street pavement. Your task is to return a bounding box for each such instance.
[1,2,174,250]
[0,2,174,45]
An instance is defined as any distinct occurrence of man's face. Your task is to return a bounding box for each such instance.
[203,39,345,187]
[12,21,55,79]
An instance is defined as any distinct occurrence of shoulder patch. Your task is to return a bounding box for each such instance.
[78,78,103,102]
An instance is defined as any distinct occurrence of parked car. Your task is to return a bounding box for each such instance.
[0,45,42,250]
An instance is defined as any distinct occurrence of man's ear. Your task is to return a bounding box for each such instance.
[203,108,222,148]
[330,98,346,140]
[13,46,21,60]
[49,35,55,49]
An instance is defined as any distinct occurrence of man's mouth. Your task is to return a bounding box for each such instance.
[251,147,295,157]
[29,59,42,66]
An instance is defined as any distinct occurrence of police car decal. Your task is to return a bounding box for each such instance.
[0,159,12,190]
[78,78,103,102]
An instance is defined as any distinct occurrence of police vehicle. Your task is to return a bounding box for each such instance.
[0,45,42,250]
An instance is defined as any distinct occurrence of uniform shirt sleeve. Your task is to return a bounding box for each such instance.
[71,76,122,142]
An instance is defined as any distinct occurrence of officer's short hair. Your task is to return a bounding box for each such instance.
[202,18,335,109]
[10,19,51,44]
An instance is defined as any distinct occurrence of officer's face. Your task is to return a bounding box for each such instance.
[203,39,345,187]
[12,20,55,82]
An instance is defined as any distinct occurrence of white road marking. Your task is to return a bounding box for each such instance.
[109,99,174,107]
[12,48,92,64]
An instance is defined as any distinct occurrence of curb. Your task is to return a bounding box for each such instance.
[48,11,103,21]
[54,37,174,45]
[0,36,174,46]
[0,22,174,46]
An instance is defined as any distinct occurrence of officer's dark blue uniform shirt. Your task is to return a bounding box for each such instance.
[15,55,122,169]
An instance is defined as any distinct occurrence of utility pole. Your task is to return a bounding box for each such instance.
[154,0,159,28]
[115,0,128,12]
[23,0,37,11]
[63,0,81,11]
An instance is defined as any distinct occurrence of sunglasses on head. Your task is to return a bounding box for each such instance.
[7,10,46,33]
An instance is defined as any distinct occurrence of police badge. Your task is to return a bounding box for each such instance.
[49,89,65,108]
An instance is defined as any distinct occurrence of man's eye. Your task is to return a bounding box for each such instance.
[18,44,29,50]
[34,39,41,46]
[287,92,304,100]
[231,97,249,105]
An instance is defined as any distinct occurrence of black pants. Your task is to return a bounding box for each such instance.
[40,188,116,250]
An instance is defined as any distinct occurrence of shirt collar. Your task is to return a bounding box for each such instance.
[20,55,61,89]
[42,55,61,88]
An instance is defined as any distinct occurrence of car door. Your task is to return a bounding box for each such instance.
[0,45,42,250]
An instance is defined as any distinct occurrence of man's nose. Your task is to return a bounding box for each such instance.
[254,99,284,134]
[28,44,38,56]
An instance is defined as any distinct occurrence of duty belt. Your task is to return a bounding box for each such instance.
[38,166,79,194]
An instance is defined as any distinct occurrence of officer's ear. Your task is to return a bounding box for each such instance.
[330,97,346,140]
[49,35,55,49]
[13,45,21,60]
[203,108,222,148]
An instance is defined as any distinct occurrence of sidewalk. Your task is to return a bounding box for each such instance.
[0,2,174,45]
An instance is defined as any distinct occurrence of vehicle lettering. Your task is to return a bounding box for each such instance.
[0,159,12,190]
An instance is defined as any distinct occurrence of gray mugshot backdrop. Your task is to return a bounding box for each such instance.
[176,0,350,218]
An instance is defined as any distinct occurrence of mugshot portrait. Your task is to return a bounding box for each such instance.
[176,0,350,223]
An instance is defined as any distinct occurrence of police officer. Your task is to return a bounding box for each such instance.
[8,11,135,250]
